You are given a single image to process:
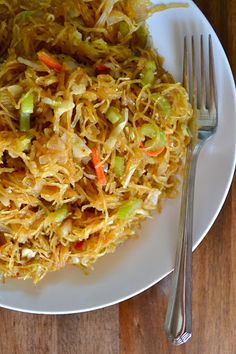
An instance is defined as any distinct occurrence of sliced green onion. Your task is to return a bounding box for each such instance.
[19,10,35,19]
[141,60,157,86]
[144,130,166,150]
[181,123,190,137]
[141,68,155,85]
[72,30,82,45]
[140,123,166,150]
[19,92,34,132]
[117,199,142,220]
[105,106,121,124]
[19,113,30,132]
[145,60,156,71]
[141,123,158,139]
[113,156,124,177]
[21,92,34,114]
[136,25,148,48]
[18,135,32,151]
[51,205,69,223]
[119,21,129,36]
[151,93,171,118]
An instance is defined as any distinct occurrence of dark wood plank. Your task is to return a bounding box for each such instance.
[196,0,236,78]
[0,310,57,354]
[56,307,119,354]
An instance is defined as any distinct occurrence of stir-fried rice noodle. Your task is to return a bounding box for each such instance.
[0,0,192,283]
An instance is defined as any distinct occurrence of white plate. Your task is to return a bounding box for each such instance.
[0,0,235,314]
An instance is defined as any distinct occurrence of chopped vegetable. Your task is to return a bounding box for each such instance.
[113,156,124,177]
[136,25,148,47]
[95,63,110,74]
[74,240,85,251]
[117,199,142,220]
[141,123,158,139]
[104,108,129,152]
[140,123,167,156]
[71,256,80,264]
[105,106,121,124]
[141,61,156,85]
[119,21,129,36]
[91,147,107,186]
[122,159,139,188]
[181,123,190,137]
[144,130,166,149]
[72,30,82,45]
[72,135,91,160]
[145,60,156,71]
[51,205,69,223]
[17,10,35,20]
[38,51,63,72]
[140,141,165,156]
[152,93,171,118]
[19,92,34,131]
[41,97,62,108]
[142,68,155,85]
[22,248,36,259]
[17,135,32,151]
[19,113,30,132]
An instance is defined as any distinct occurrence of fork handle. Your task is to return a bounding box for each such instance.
[165,145,199,345]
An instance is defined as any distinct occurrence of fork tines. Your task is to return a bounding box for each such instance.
[183,35,217,120]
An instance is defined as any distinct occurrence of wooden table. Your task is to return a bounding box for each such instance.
[0,1,235,353]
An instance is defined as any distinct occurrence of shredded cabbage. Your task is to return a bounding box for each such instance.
[0,0,191,283]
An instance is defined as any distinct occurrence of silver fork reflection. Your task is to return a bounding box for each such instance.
[164,35,218,345]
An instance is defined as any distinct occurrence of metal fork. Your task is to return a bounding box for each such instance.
[164,35,218,345]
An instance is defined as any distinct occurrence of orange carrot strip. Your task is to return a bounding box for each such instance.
[95,63,110,74]
[74,240,85,251]
[37,51,63,72]
[139,140,166,157]
[91,147,107,186]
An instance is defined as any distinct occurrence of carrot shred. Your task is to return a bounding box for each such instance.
[37,51,63,72]
[74,240,85,251]
[139,141,165,157]
[95,63,110,74]
[91,147,107,185]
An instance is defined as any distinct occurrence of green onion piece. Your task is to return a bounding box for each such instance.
[119,21,129,36]
[113,156,124,177]
[18,135,32,151]
[72,30,82,45]
[105,106,121,124]
[19,10,34,19]
[181,123,190,137]
[151,93,171,118]
[51,205,69,223]
[145,60,156,71]
[141,123,158,139]
[19,113,30,132]
[136,25,148,48]
[140,123,166,150]
[20,92,34,132]
[117,199,142,220]
[144,130,166,150]
[141,68,155,85]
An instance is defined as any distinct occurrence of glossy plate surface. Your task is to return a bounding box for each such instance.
[0,0,235,314]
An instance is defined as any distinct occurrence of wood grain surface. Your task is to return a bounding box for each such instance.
[0,1,235,353]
